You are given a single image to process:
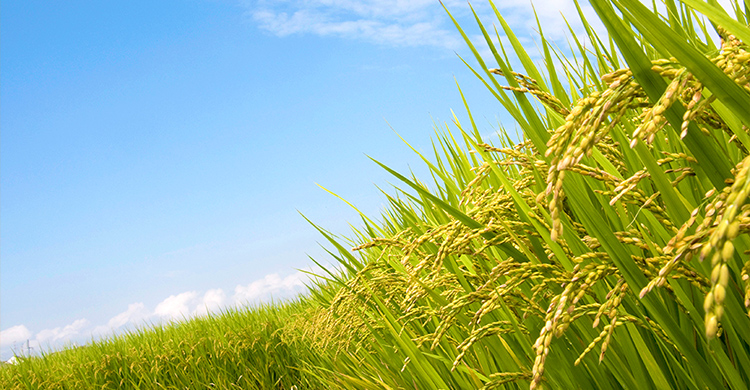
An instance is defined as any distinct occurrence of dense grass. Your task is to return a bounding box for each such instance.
[3,0,750,388]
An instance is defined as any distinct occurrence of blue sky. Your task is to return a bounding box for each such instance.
[1,0,599,359]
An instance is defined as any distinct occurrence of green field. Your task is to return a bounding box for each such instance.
[3,0,750,388]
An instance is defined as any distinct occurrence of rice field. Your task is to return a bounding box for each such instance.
[2,0,749,388]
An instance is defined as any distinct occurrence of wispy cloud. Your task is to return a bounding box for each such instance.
[244,0,468,48]
[240,0,610,71]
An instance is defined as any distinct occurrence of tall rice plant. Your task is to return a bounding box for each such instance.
[303,0,750,388]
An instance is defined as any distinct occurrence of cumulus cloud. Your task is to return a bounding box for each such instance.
[35,318,89,345]
[194,289,227,316]
[0,325,32,347]
[109,302,149,328]
[92,302,151,337]
[154,291,199,320]
[1,271,311,361]
[233,271,307,304]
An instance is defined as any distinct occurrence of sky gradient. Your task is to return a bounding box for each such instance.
[1,0,602,360]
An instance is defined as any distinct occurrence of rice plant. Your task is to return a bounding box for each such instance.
[0,299,328,389]
[2,0,749,389]
[300,0,750,388]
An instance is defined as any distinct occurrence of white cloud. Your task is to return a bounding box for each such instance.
[0,325,32,347]
[243,0,741,70]
[110,302,149,328]
[1,271,311,361]
[194,289,227,316]
[233,271,307,304]
[242,0,608,48]
[35,319,89,345]
[245,0,467,48]
[154,291,198,320]
[239,0,620,80]
[91,302,151,337]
